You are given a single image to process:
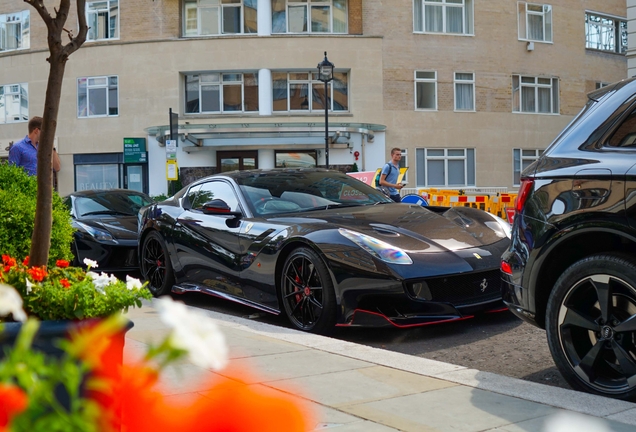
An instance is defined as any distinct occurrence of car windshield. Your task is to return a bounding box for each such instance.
[74,192,154,218]
[237,170,393,216]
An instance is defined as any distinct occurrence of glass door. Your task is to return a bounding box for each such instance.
[125,165,145,193]
[217,151,258,172]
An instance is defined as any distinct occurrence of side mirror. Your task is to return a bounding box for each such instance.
[201,199,242,218]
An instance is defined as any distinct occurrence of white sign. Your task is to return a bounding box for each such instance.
[165,139,177,160]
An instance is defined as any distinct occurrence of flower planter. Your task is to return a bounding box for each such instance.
[0,318,134,411]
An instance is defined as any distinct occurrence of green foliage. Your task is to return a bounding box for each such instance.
[0,163,74,265]
[351,162,359,172]
[1,258,151,321]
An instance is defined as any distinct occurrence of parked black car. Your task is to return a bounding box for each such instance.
[138,168,511,334]
[501,78,636,401]
[64,189,154,274]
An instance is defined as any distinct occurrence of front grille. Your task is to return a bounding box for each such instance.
[409,270,501,306]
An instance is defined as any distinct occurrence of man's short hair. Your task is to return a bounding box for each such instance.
[28,117,43,134]
[391,147,402,155]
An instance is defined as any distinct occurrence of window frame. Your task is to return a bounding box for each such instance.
[513,149,542,186]
[517,1,552,43]
[585,11,627,54]
[415,70,437,111]
[413,0,474,36]
[415,148,476,187]
[454,72,475,112]
[512,74,559,115]
[272,71,349,113]
[77,75,119,119]
[0,10,30,52]
[85,0,119,42]
[0,82,28,124]
[184,72,259,114]
[272,0,348,35]
[183,0,257,37]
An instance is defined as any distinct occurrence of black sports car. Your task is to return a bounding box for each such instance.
[501,78,636,401]
[138,169,511,333]
[64,189,154,273]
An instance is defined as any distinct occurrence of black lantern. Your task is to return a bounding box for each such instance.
[317,51,334,169]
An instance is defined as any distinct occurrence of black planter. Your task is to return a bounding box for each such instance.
[0,318,134,411]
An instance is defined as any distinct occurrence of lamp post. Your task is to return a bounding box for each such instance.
[317,51,334,169]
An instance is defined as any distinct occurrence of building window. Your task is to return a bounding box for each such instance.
[513,149,542,186]
[413,0,473,35]
[595,82,611,90]
[454,72,474,111]
[416,148,475,187]
[518,2,552,43]
[512,75,559,114]
[585,12,627,54]
[272,0,347,34]
[0,11,29,52]
[399,148,408,183]
[185,72,259,114]
[86,0,119,41]
[0,83,28,124]
[275,151,317,168]
[415,71,436,111]
[77,76,119,118]
[272,71,349,112]
[184,0,257,36]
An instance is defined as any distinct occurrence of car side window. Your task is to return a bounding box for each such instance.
[184,185,201,209]
[191,181,240,213]
[607,107,636,147]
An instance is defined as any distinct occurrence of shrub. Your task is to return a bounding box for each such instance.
[0,163,74,266]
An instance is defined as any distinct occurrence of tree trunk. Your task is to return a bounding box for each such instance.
[30,59,66,267]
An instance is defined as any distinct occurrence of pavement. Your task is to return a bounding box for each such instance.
[124,300,636,432]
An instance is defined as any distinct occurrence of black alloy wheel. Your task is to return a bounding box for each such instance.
[141,231,175,296]
[281,247,336,334]
[546,254,636,401]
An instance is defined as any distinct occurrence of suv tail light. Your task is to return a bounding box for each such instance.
[515,179,534,213]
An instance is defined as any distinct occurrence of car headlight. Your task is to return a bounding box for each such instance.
[338,228,412,265]
[76,221,115,242]
[486,214,512,239]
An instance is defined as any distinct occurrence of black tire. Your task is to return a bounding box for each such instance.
[546,253,636,401]
[140,231,175,297]
[280,247,337,334]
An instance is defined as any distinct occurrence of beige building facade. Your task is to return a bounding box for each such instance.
[0,0,628,196]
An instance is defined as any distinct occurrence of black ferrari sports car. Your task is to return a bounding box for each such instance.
[138,169,511,333]
[64,189,154,274]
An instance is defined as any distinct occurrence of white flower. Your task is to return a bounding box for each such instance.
[0,284,27,322]
[108,273,119,285]
[87,271,110,294]
[126,275,143,291]
[25,278,33,295]
[156,296,228,371]
[83,258,98,269]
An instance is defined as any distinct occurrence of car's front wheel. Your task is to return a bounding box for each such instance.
[280,247,337,334]
[546,253,636,401]
[141,231,175,296]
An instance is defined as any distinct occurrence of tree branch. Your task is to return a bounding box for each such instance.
[62,0,88,57]
[22,0,53,27]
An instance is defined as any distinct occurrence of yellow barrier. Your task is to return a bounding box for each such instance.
[411,188,518,221]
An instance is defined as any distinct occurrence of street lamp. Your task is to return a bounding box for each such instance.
[317,51,334,169]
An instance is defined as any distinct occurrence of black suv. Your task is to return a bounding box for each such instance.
[501,78,636,401]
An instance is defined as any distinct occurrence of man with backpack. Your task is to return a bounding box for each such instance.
[378,148,404,202]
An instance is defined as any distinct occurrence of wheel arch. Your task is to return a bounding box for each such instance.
[532,226,636,328]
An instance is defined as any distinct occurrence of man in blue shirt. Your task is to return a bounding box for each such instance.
[9,116,60,176]
[379,147,404,202]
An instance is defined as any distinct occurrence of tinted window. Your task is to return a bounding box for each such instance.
[74,192,153,217]
[608,107,636,147]
[191,181,240,212]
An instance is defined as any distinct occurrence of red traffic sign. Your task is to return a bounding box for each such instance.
[505,207,515,224]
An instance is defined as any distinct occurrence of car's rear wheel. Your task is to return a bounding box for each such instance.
[141,231,174,296]
[280,247,336,334]
[546,253,636,401]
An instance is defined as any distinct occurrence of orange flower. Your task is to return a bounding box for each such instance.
[56,259,70,268]
[60,278,71,288]
[0,383,28,427]
[26,266,47,282]
[2,255,16,273]
[22,256,29,266]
